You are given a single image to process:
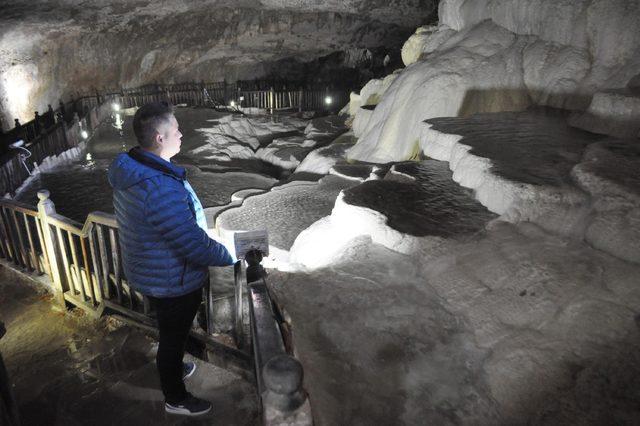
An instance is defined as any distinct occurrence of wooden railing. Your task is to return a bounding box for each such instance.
[235,255,312,424]
[0,99,115,197]
[1,80,346,202]
[237,88,340,112]
[0,191,126,316]
[0,191,251,372]
[116,84,344,113]
[0,190,311,424]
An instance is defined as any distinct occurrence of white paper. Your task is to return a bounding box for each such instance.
[234,230,269,259]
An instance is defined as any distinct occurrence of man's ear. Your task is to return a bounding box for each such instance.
[154,131,164,147]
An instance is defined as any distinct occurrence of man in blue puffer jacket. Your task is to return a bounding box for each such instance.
[108,101,233,417]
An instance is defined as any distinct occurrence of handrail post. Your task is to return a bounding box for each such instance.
[37,189,65,306]
[269,87,275,115]
[243,249,312,425]
[263,355,311,426]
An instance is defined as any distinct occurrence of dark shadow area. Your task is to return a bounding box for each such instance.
[457,88,533,118]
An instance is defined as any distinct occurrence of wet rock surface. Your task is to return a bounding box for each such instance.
[15,108,281,221]
[571,138,640,263]
[217,175,359,251]
[342,160,496,237]
[269,222,640,425]
[425,110,602,187]
[0,266,259,425]
[330,163,374,181]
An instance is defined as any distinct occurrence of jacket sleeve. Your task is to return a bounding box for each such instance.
[144,182,234,267]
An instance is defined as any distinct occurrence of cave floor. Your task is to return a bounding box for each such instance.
[213,109,640,423]
[268,221,640,425]
[0,265,259,426]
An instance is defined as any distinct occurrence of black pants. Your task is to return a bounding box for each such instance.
[149,288,202,404]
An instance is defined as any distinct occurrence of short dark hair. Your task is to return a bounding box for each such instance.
[132,101,174,148]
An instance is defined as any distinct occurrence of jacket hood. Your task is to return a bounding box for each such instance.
[108,147,186,190]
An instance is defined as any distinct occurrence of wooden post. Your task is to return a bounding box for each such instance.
[298,89,303,112]
[96,225,111,299]
[269,87,275,115]
[37,190,65,306]
[109,227,123,305]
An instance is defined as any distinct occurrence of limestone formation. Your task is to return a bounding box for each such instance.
[347,0,640,162]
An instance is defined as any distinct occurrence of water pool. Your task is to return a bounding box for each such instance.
[15,107,283,222]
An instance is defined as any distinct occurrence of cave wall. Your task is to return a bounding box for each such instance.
[0,0,437,130]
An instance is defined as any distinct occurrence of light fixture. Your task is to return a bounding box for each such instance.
[230,100,236,107]
[239,96,244,101]
[114,113,123,131]
[324,96,333,105]
[112,102,121,111]
[81,130,89,139]
[9,139,33,175]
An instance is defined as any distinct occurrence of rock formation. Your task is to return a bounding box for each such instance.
[347,0,640,162]
[0,0,438,129]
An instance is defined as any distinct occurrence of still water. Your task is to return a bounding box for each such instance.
[16,108,279,222]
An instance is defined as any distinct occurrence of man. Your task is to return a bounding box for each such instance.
[108,101,233,416]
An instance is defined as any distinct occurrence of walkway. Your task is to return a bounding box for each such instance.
[0,265,259,426]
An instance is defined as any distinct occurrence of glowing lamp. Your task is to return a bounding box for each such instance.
[230,100,236,107]
[80,130,89,139]
[239,96,244,101]
[324,96,333,105]
[112,103,121,111]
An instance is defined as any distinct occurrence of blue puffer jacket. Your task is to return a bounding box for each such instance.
[108,147,233,298]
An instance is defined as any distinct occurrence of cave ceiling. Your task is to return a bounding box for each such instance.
[0,0,437,126]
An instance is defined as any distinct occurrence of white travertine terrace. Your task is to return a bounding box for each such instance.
[348,0,640,163]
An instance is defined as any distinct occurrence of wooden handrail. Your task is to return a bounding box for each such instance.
[45,211,117,237]
[0,198,39,216]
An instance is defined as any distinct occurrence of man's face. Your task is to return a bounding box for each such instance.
[157,114,182,159]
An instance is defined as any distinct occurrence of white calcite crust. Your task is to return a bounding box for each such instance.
[570,91,640,138]
[349,20,528,162]
[289,192,438,270]
[348,0,640,162]
[295,133,354,175]
[191,114,307,161]
[401,24,455,66]
[419,121,590,235]
[275,219,640,424]
[571,140,640,263]
[347,72,401,131]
